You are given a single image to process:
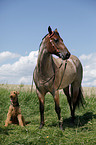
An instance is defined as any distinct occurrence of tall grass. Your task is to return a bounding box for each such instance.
[0,87,96,144]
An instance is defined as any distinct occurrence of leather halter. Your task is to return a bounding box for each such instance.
[48,31,59,53]
[49,31,55,38]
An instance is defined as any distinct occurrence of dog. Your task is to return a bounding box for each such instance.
[5,91,25,127]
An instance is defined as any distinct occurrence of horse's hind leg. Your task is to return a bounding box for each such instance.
[64,85,80,121]
[71,85,80,121]
[53,90,63,130]
[63,86,73,118]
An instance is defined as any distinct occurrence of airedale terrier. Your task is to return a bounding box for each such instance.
[5,91,25,127]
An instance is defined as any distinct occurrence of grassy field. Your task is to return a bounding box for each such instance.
[0,85,96,145]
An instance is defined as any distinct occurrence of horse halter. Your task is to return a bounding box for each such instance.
[48,31,59,53]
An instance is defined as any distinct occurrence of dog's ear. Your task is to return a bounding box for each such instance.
[13,91,19,95]
[16,91,19,95]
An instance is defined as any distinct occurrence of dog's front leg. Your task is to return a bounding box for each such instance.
[17,114,24,127]
[5,105,12,127]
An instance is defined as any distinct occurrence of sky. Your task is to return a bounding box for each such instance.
[0,0,96,86]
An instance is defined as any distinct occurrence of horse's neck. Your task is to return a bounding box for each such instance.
[37,46,54,77]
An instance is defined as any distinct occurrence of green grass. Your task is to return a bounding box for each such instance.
[0,87,96,145]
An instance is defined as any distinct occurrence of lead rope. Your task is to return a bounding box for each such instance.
[56,60,67,90]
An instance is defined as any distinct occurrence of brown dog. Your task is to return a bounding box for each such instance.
[5,91,25,127]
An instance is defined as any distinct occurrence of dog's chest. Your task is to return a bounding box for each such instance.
[12,107,20,116]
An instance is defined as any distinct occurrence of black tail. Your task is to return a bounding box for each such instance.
[75,87,85,108]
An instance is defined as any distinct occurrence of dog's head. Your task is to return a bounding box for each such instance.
[10,91,19,105]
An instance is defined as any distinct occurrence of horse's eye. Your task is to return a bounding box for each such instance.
[54,38,59,43]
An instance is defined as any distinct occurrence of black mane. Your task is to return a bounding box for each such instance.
[39,34,48,51]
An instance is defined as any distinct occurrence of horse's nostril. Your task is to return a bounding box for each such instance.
[66,52,70,58]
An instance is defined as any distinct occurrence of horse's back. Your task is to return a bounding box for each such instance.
[69,55,82,68]
[53,54,82,74]
[53,55,83,88]
[53,55,82,68]
[69,55,83,86]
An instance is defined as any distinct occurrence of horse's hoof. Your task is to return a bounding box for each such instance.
[60,126,64,131]
[39,124,44,129]
[59,122,64,131]
[71,116,75,123]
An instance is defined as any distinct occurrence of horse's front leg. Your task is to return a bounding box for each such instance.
[53,90,63,130]
[37,89,45,129]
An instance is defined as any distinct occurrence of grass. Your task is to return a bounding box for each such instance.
[0,87,96,145]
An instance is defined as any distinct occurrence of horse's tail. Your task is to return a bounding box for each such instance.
[75,87,85,108]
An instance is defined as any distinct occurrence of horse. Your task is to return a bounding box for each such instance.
[33,26,84,130]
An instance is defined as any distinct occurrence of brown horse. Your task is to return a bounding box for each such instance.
[33,26,84,130]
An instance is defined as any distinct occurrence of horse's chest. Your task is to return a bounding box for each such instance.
[34,69,54,92]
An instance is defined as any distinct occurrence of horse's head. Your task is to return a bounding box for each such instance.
[47,26,71,60]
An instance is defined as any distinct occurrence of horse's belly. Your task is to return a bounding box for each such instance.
[60,71,76,88]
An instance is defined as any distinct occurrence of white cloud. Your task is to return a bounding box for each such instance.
[79,54,92,60]
[0,51,96,87]
[79,53,96,87]
[0,51,20,65]
[0,51,38,84]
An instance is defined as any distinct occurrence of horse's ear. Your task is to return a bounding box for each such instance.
[55,28,59,36]
[48,26,52,35]
[55,28,58,32]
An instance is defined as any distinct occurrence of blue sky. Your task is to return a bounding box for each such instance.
[0,0,96,86]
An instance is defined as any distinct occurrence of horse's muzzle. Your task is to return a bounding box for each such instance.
[58,52,71,60]
[65,52,71,59]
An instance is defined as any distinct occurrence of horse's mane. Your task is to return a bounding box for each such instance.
[39,34,48,52]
